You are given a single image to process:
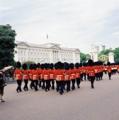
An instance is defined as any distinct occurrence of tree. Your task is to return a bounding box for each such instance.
[80,52,90,63]
[0,24,16,69]
[99,49,112,56]
[98,49,113,63]
[80,52,86,63]
[114,47,119,63]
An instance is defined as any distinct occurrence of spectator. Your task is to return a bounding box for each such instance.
[0,71,6,102]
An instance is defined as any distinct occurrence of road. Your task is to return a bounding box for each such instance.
[0,74,119,120]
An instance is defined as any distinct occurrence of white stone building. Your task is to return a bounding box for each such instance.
[14,41,80,64]
[90,45,99,62]
[108,52,114,63]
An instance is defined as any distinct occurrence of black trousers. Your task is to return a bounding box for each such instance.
[66,80,71,92]
[0,87,4,96]
[89,76,95,88]
[108,72,112,80]
[59,81,64,95]
[23,80,28,91]
[72,79,75,90]
[45,80,51,91]
[30,80,34,89]
[41,80,45,89]
[38,80,42,88]
[76,78,80,88]
[16,80,22,92]
[50,79,55,89]
[56,81,59,92]
[33,80,38,91]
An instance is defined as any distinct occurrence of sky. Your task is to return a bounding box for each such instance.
[0,0,119,53]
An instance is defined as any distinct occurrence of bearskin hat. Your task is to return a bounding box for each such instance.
[15,61,21,68]
[22,63,27,70]
[69,63,74,69]
[87,59,94,66]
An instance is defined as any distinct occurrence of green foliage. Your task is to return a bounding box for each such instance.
[0,24,16,69]
[99,49,112,56]
[114,47,119,63]
[80,52,90,63]
[98,49,113,63]
[98,54,108,63]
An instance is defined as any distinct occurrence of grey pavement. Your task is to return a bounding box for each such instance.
[0,74,119,120]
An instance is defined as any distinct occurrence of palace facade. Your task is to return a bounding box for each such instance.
[15,41,80,64]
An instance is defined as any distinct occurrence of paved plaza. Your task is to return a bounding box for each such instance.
[0,74,119,120]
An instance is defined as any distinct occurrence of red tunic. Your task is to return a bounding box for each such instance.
[38,69,42,80]
[75,68,80,78]
[49,69,55,80]
[32,70,39,80]
[28,69,33,80]
[14,69,22,80]
[22,70,29,80]
[69,69,76,80]
[107,66,112,73]
[55,69,64,81]
[88,66,95,77]
[64,70,70,81]
[42,69,50,80]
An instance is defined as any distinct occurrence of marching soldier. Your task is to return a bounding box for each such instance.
[49,63,55,90]
[75,63,81,88]
[87,59,95,89]
[55,62,65,95]
[107,62,112,80]
[43,63,50,92]
[22,63,29,91]
[69,63,76,90]
[64,62,70,92]
[37,63,42,88]
[32,64,39,91]
[28,64,34,89]
[40,64,45,89]
[14,62,22,93]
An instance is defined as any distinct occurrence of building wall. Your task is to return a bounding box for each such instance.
[15,41,80,64]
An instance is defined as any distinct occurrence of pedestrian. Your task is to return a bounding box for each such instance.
[0,71,6,102]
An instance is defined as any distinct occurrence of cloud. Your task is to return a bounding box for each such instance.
[0,0,119,52]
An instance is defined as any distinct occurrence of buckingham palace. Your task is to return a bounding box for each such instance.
[14,41,80,64]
